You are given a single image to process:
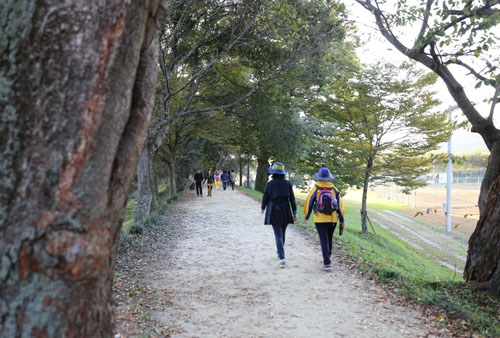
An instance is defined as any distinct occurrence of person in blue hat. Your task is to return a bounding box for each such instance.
[303,167,346,271]
[260,162,298,268]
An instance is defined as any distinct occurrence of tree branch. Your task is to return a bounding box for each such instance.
[415,0,434,50]
[445,59,488,82]
[488,78,500,122]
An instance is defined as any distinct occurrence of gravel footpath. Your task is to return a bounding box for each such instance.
[139,188,443,338]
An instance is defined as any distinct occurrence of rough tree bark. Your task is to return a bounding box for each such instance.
[465,175,500,296]
[465,144,500,296]
[0,1,165,336]
[133,122,171,222]
[254,158,270,193]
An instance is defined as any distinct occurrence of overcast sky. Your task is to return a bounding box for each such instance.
[346,1,491,153]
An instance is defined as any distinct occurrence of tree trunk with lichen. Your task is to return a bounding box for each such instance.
[0,1,165,336]
[254,158,270,193]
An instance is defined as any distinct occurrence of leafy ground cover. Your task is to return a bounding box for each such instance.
[238,186,500,337]
[114,205,174,337]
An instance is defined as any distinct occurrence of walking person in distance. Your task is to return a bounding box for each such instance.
[215,170,221,190]
[204,169,215,197]
[230,170,237,190]
[303,167,346,271]
[194,169,204,197]
[221,170,229,191]
[260,162,298,268]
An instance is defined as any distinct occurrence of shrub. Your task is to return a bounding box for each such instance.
[129,224,144,234]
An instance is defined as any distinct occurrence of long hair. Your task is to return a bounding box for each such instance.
[272,174,285,179]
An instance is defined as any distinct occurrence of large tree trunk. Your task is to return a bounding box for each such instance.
[464,174,500,296]
[134,144,160,224]
[254,158,270,192]
[0,1,164,337]
[464,143,500,296]
[478,142,500,212]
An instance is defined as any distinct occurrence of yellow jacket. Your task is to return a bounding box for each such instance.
[303,181,346,223]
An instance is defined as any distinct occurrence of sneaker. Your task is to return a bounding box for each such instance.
[323,264,332,271]
[279,259,286,268]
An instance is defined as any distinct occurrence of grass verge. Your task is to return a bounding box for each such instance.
[237,185,500,337]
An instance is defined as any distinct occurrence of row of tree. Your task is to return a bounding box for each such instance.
[131,0,352,223]
[131,0,499,299]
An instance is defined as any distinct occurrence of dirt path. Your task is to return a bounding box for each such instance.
[137,189,444,337]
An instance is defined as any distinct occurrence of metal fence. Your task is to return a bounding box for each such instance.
[371,180,481,211]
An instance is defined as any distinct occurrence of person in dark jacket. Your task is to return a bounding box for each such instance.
[194,169,204,197]
[221,170,229,191]
[260,162,298,268]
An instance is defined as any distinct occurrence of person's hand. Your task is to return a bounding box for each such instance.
[293,214,298,222]
[304,218,308,224]
[260,210,265,215]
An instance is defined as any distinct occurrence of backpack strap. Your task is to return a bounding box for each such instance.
[332,187,345,222]
[313,185,321,215]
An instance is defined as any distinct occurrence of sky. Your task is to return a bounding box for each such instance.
[346,0,492,153]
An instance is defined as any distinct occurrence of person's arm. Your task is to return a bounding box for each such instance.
[261,182,270,214]
[336,189,345,224]
[303,188,316,223]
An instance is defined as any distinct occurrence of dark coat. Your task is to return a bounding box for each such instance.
[261,176,297,226]
[194,172,204,183]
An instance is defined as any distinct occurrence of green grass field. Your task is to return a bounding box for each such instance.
[237,185,500,337]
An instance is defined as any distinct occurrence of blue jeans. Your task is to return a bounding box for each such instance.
[272,224,288,259]
[315,222,337,265]
[223,181,228,190]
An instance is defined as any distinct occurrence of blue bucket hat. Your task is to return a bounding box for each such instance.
[268,162,287,175]
[314,167,335,181]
